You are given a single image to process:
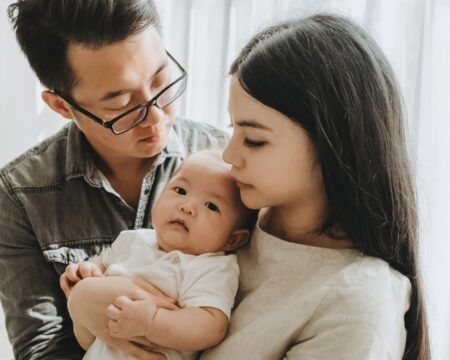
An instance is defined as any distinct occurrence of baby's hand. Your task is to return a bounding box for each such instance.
[107,289,157,339]
[60,261,104,298]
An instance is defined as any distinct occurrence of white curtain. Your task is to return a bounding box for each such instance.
[1,1,449,358]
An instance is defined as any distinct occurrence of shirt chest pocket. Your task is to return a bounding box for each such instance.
[42,242,112,275]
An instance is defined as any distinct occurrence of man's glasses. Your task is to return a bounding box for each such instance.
[53,51,187,135]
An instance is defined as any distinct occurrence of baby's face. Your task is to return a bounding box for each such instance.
[152,153,246,255]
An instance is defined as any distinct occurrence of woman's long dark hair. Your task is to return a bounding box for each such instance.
[230,14,430,360]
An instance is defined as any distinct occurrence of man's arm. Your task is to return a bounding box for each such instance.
[0,181,83,359]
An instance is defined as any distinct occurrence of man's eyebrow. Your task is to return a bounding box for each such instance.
[99,60,169,102]
[235,120,272,131]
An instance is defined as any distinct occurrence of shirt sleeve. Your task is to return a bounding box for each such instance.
[178,254,239,319]
[0,178,84,359]
[283,267,411,360]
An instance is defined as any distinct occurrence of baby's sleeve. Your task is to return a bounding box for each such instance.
[178,254,240,319]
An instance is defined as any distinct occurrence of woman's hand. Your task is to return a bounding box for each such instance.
[60,261,104,298]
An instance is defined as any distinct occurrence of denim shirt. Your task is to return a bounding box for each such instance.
[0,118,229,360]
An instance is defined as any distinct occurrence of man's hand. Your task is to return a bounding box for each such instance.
[60,261,104,298]
[107,289,157,339]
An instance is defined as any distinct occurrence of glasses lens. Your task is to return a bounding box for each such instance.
[156,76,187,108]
[112,107,147,134]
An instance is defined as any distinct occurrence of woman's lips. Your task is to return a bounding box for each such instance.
[235,180,253,189]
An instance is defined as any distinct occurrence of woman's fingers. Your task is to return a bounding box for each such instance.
[65,264,81,282]
[131,277,178,309]
[59,273,72,298]
[152,296,179,311]
[129,345,167,360]
[131,277,172,299]
[78,261,103,278]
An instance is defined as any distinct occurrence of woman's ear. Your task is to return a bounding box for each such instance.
[41,90,74,120]
[222,229,250,252]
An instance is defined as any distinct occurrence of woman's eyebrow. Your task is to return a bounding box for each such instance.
[235,120,272,131]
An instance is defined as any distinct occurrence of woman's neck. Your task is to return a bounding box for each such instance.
[260,206,353,250]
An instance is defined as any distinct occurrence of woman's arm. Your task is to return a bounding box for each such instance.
[146,307,228,351]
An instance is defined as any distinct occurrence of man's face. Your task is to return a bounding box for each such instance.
[65,27,176,162]
[152,153,247,255]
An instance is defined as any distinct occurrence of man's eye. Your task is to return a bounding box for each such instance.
[244,138,267,147]
[174,187,186,195]
[205,202,220,212]
[152,82,165,91]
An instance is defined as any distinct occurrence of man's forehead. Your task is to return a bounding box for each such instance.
[67,27,166,99]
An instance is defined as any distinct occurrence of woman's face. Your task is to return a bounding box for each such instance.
[223,76,325,212]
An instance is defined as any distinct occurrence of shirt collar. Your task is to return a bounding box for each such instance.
[64,121,186,184]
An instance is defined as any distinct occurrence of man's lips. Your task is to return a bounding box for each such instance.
[170,219,189,232]
[139,134,159,143]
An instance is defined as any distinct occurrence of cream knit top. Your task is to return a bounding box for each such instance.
[201,217,411,360]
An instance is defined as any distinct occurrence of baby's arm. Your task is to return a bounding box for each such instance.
[60,257,106,349]
[107,289,228,351]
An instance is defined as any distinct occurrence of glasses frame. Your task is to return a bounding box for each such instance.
[52,51,187,135]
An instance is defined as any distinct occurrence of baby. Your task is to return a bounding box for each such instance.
[60,150,256,360]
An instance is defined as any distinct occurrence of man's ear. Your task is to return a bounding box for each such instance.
[41,90,74,120]
[222,229,250,252]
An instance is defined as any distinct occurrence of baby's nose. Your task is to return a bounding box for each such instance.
[179,202,196,216]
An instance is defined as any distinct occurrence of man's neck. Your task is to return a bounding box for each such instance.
[92,152,156,209]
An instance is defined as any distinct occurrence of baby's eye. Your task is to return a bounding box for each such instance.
[174,187,186,195]
[205,202,220,212]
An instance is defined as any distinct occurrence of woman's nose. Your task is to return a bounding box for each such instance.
[222,136,244,168]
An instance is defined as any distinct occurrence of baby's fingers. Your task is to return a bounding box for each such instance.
[106,303,121,320]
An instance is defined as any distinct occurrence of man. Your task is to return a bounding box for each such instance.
[0,1,228,359]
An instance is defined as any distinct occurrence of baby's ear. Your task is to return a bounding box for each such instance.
[222,229,250,252]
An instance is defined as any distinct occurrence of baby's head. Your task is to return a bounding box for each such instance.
[152,150,256,255]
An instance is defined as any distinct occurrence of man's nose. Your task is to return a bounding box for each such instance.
[135,90,163,128]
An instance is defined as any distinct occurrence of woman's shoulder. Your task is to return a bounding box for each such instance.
[322,256,411,317]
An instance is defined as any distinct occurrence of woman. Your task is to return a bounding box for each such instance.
[71,14,430,360]
[201,14,429,360]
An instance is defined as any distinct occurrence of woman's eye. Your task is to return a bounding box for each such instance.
[205,202,220,212]
[174,187,187,195]
[244,138,267,148]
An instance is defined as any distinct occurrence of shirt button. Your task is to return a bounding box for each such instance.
[171,256,180,265]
